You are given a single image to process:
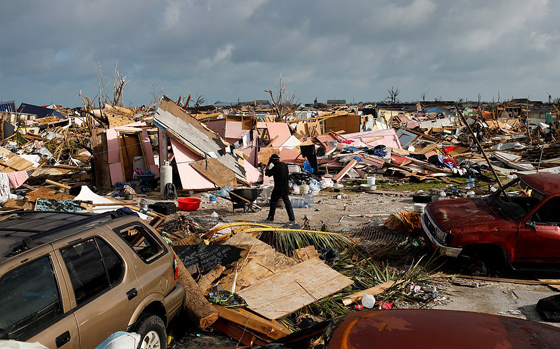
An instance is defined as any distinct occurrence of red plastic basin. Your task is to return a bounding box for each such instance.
[177,198,201,211]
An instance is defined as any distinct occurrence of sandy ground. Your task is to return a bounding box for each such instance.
[178,190,414,232]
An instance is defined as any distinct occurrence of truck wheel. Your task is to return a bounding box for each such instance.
[135,314,167,349]
[466,260,488,276]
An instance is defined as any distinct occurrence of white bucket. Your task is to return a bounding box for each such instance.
[367,177,376,186]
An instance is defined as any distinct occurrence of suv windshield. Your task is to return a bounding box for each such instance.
[489,178,544,220]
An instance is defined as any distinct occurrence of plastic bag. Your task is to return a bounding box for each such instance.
[320,178,334,189]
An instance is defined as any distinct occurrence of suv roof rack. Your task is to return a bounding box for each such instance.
[2,211,116,257]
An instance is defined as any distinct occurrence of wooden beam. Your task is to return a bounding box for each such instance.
[212,305,290,340]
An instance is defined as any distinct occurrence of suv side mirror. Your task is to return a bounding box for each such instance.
[526,221,537,230]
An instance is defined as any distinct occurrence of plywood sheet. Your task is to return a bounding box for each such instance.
[190,158,237,187]
[257,147,279,164]
[220,232,296,291]
[243,159,262,183]
[26,187,75,202]
[106,128,120,164]
[237,259,353,320]
[109,162,124,185]
[257,122,291,148]
[0,147,34,172]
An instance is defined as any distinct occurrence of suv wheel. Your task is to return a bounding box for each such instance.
[135,314,167,349]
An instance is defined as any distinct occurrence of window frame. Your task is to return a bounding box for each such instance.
[60,236,125,309]
[113,222,168,264]
[0,255,66,341]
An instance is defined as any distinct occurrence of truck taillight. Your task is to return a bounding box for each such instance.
[173,255,179,280]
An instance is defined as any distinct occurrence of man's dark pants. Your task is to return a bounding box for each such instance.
[267,191,295,221]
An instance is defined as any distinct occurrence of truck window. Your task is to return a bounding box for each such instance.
[116,224,165,263]
[531,197,560,225]
[61,237,124,306]
[0,256,63,340]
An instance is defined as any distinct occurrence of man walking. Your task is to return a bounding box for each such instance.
[264,154,295,223]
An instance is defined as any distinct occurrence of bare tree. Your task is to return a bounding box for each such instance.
[387,87,400,104]
[264,78,298,121]
[421,87,431,102]
[112,62,128,106]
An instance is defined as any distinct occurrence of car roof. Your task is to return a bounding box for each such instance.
[0,211,115,260]
[520,173,560,196]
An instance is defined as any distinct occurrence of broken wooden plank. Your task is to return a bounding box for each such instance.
[293,245,321,262]
[237,258,353,320]
[211,318,269,346]
[212,305,290,341]
[190,158,237,187]
[342,280,405,306]
[332,158,359,182]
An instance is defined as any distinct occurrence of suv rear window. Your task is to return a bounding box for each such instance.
[0,256,63,340]
[61,237,124,306]
[116,224,165,263]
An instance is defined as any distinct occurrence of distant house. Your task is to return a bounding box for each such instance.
[327,100,346,106]
[0,101,16,113]
[17,103,66,119]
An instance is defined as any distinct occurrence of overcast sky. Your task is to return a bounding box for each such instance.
[1,0,558,107]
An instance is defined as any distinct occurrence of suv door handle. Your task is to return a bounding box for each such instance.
[56,331,71,348]
[127,288,138,300]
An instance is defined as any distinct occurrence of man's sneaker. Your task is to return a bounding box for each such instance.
[264,217,274,222]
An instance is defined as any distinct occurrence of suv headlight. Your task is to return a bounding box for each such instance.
[434,227,448,244]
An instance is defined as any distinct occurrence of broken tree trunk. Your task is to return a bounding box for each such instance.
[196,264,226,293]
[174,251,219,329]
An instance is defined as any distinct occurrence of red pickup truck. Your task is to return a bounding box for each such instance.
[422,173,560,275]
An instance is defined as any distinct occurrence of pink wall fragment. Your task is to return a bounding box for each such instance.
[170,139,215,190]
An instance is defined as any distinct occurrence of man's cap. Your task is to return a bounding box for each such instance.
[270,154,280,160]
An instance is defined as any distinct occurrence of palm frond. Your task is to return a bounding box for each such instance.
[243,227,353,255]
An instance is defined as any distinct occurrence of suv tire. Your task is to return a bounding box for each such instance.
[135,314,167,349]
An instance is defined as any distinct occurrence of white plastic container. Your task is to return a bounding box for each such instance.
[160,161,173,194]
[414,203,427,213]
[367,177,376,186]
[362,294,376,309]
[300,183,310,195]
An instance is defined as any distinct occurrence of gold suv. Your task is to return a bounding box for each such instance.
[0,211,184,349]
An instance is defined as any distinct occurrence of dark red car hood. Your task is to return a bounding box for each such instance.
[327,309,560,349]
[425,197,506,231]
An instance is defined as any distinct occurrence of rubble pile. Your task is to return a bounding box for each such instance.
[2,94,560,346]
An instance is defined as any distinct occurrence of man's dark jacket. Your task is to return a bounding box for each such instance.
[266,162,290,195]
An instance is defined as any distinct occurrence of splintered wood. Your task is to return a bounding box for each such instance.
[237,259,353,320]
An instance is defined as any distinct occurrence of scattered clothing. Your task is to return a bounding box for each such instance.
[0,173,11,203]
[7,170,28,189]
